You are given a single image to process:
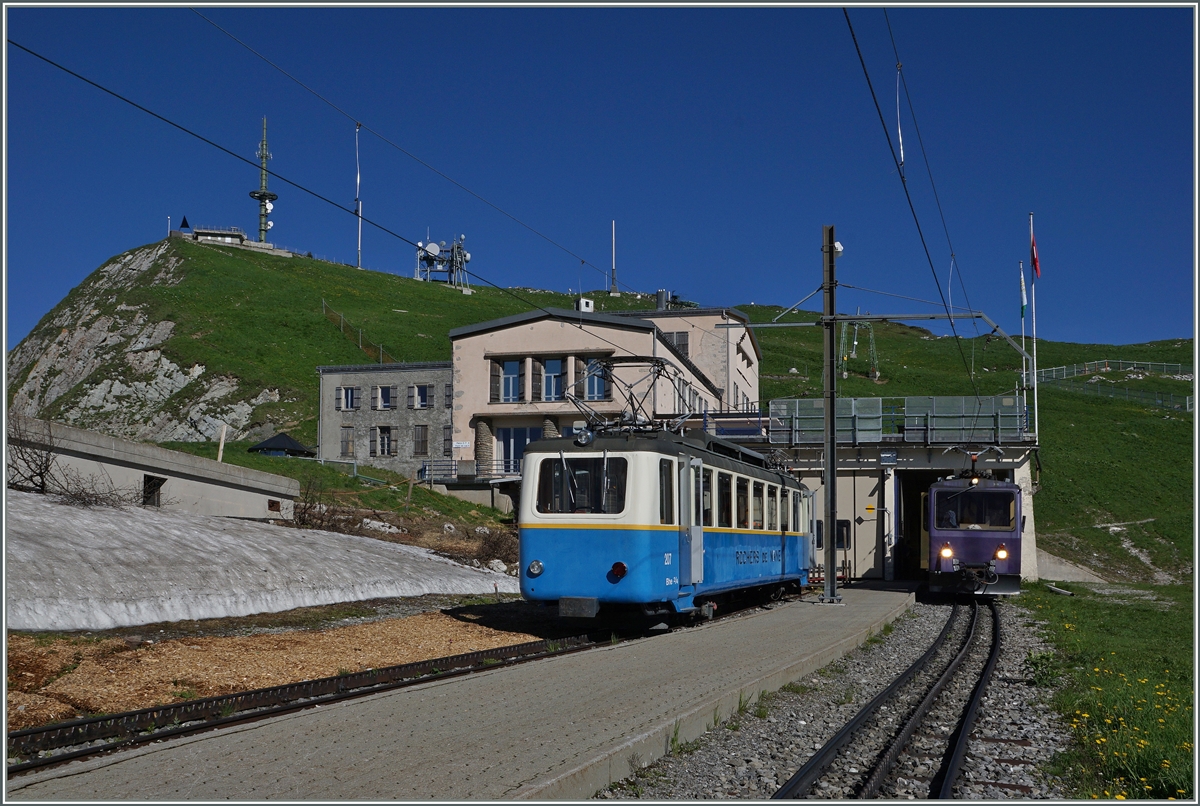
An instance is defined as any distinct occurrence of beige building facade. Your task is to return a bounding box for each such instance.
[447,308,732,479]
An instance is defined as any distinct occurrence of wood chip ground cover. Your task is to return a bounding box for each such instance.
[6,596,563,733]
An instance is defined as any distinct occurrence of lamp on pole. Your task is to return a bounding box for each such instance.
[821,225,844,604]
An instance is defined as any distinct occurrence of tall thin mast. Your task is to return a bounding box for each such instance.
[355,123,362,269]
[248,117,277,243]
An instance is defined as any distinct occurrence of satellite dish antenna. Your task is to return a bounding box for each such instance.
[426,242,440,256]
[267,221,274,230]
[266,201,274,213]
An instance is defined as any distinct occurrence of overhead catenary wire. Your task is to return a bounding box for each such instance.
[6,38,658,370]
[843,9,981,399]
[884,9,981,344]
[189,8,629,295]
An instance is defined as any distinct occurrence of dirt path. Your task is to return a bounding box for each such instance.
[6,595,575,733]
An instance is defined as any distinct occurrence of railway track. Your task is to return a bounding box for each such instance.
[773,598,1002,800]
[7,634,594,777]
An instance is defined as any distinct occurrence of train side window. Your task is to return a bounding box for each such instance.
[752,482,765,529]
[693,466,702,525]
[780,489,789,532]
[659,459,675,525]
[767,485,778,531]
[702,469,714,527]
[717,472,732,528]
[794,495,801,534]
[736,477,749,529]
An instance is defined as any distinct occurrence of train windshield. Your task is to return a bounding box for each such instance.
[933,489,1015,531]
[535,454,628,514]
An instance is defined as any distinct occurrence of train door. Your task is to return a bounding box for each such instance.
[678,458,704,585]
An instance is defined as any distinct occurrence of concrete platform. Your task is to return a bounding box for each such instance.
[7,584,915,801]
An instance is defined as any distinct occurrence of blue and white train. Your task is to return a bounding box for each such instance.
[517,428,814,622]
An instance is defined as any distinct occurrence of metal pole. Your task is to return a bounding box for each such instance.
[355,123,362,270]
[822,225,841,603]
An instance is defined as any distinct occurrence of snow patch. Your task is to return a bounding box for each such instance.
[5,490,518,631]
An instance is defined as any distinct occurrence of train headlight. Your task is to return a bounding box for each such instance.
[940,544,954,559]
[995,545,1009,560]
[611,561,628,579]
[527,560,544,577]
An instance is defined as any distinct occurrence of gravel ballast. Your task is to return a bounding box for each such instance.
[598,599,1072,800]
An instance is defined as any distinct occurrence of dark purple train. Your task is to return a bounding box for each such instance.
[926,477,1022,595]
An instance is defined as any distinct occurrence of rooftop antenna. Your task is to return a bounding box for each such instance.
[355,122,363,269]
[248,117,277,243]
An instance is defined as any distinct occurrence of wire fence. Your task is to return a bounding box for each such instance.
[321,298,397,365]
[1036,360,1190,381]
[1040,378,1193,412]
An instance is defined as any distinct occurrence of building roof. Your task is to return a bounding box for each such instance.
[316,361,452,375]
[246,432,316,457]
[447,307,656,340]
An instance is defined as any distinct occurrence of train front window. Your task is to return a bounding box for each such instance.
[536,455,628,514]
[717,472,732,528]
[934,490,1015,531]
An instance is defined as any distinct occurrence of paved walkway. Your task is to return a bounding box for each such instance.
[8,585,914,801]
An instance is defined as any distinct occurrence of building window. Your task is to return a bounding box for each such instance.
[408,384,433,409]
[336,386,360,411]
[663,331,689,357]
[413,425,429,456]
[495,427,542,473]
[501,361,521,402]
[543,358,565,401]
[585,358,609,401]
[372,426,392,457]
[340,426,355,457]
[443,425,453,457]
[143,474,166,507]
[375,385,396,410]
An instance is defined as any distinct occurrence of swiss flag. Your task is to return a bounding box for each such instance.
[1030,229,1041,279]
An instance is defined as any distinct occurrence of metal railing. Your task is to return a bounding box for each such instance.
[1040,378,1193,412]
[419,459,522,482]
[767,395,1030,445]
[1036,360,1190,382]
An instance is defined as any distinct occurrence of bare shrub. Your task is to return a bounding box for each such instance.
[293,474,352,531]
[7,413,142,507]
[480,528,519,565]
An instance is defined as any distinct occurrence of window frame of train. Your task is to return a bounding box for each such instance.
[659,458,675,525]
[701,468,714,527]
[736,476,750,529]
[535,454,629,515]
[717,471,733,528]
[781,488,790,531]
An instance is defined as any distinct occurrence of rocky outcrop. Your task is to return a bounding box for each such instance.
[8,242,281,443]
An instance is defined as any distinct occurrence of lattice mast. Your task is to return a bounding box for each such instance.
[248,117,277,243]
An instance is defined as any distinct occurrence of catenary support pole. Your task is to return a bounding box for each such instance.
[822,225,841,603]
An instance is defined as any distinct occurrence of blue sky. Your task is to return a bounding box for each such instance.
[5,6,1195,350]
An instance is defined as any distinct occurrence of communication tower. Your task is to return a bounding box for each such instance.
[248,117,277,243]
[415,234,471,291]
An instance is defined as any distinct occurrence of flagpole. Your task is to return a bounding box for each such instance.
[1019,260,1027,392]
[1030,212,1039,439]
